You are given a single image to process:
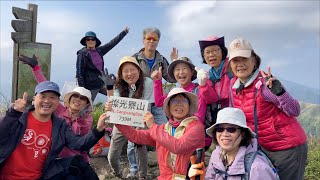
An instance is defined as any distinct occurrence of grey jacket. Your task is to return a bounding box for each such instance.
[132,49,176,83]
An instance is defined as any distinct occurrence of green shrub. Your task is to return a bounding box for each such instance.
[91,102,105,127]
[304,136,320,179]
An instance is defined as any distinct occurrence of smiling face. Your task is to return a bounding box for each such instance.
[204,45,223,69]
[143,32,159,52]
[230,56,256,83]
[173,63,194,87]
[33,91,60,121]
[86,37,96,48]
[216,123,242,152]
[121,62,140,86]
[68,93,89,112]
[169,94,190,121]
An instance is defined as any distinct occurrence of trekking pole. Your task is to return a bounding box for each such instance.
[195,148,204,180]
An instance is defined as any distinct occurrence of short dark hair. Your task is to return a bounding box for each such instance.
[212,127,252,147]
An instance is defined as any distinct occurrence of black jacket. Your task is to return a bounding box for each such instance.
[76,30,128,90]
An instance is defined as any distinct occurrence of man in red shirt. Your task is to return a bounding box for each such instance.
[0,81,109,180]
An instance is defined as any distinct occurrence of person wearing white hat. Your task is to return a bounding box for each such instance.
[188,107,278,180]
[106,87,205,179]
[17,55,95,164]
[227,38,307,180]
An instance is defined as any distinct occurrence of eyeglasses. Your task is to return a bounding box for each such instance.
[204,49,221,55]
[145,36,159,41]
[215,127,240,133]
[170,99,189,105]
[86,38,96,41]
[72,94,88,101]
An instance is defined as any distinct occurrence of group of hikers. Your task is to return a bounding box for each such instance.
[0,26,307,180]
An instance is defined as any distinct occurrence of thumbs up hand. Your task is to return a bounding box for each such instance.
[13,92,28,112]
[151,66,162,80]
[195,67,209,86]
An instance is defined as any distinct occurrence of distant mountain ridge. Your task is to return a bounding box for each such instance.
[298,102,320,137]
[281,79,320,104]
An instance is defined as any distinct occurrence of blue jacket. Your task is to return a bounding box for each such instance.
[76,30,128,90]
[0,107,104,179]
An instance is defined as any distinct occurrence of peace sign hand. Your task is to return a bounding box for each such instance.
[261,67,285,96]
[170,47,178,61]
[99,68,116,86]
[13,92,28,112]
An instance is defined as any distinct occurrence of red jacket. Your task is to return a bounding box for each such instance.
[231,74,306,151]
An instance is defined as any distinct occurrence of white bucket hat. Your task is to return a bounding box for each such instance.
[228,38,253,61]
[163,87,198,118]
[63,87,93,109]
[206,107,255,137]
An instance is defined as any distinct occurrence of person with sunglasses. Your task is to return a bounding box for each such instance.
[77,27,129,101]
[226,38,307,180]
[188,107,277,180]
[105,87,205,179]
[17,55,98,176]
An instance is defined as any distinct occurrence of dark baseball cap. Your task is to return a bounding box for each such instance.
[34,81,61,96]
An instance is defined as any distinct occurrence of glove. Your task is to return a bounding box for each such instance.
[195,67,209,86]
[188,155,205,180]
[264,77,285,96]
[99,68,116,90]
[17,54,38,68]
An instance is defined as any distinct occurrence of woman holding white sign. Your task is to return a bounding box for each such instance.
[106,87,205,179]
[107,56,154,179]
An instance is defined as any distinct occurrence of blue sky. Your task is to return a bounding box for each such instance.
[1,1,319,102]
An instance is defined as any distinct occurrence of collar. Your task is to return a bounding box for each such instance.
[232,69,260,89]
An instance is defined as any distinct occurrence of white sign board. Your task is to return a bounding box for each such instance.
[109,96,148,128]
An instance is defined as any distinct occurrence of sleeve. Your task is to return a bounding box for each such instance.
[32,65,47,82]
[198,79,219,104]
[0,107,23,141]
[98,30,128,55]
[261,83,300,116]
[76,53,86,87]
[115,124,156,147]
[204,155,216,179]
[195,94,206,125]
[148,121,205,154]
[64,121,104,151]
[250,158,278,180]
[161,56,177,83]
[153,79,167,107]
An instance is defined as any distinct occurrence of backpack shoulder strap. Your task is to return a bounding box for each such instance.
[256,150,281,180]
[244,151,258,180]
[192,83,199,95]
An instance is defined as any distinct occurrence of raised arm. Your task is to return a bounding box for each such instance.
[98,27,129,55]
[115,124,156,147]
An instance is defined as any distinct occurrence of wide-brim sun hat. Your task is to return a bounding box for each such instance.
[228,38,253,61]
[63,87,93,109]
[206,107,255,138]
[163,87,198,118]
[117,56,142,75]
[80,31,101,47]
[168,57,197,81]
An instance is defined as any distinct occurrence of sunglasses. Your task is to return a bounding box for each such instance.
[86,38,96,41]
[145,37,159,41]
[215,127,240,133]
[72,94,88,101]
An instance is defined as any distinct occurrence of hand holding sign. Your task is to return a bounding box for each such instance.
[96,113,110,132]
[13,92,28,112]
[143,111,155,128]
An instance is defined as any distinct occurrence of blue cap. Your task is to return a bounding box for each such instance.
[35,81,60,96]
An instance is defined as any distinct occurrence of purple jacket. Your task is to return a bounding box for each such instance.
[205,139,277,180]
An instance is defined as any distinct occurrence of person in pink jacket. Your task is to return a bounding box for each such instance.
[152,56,209,149]
[18,55,94,163]
[189,107,278,180]
[105,88,205,179]
[226,38,307,180]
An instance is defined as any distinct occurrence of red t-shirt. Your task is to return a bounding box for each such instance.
[0,113,52,180]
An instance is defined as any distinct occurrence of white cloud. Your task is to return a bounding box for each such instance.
[265,59,290,69]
